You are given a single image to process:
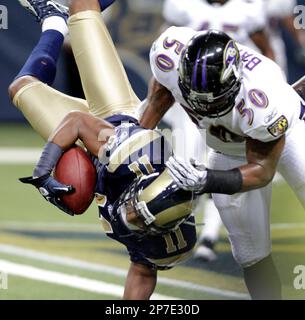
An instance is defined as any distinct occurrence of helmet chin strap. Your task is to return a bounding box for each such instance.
[118,205,141,231]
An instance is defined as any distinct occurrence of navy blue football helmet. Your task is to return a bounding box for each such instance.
[112,169,196,237]
[178,30,242,118]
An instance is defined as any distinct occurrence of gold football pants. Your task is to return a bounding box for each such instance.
[13,10,140,141]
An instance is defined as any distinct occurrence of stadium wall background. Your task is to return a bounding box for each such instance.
[0,0,304,122]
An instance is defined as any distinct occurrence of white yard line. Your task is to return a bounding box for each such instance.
[0,148,41,164]
[0,259,177,300]
[270,223,305,230]
[0,244,248,299]
[1,221,101,232]
[1,220,304,299]
[2,221,305,233]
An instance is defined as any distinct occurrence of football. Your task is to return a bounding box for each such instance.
[54,145,97,215]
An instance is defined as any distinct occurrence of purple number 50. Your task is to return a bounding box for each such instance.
[156,37,185,72]
[237,89,269,125]
[163,37,185,55]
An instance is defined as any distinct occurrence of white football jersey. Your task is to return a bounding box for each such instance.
[265,0,297,72]
[162,0,266,50]
[150,26,303,156]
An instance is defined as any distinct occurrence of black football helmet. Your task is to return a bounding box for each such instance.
[178,29,242,118]
[112,169,196,237]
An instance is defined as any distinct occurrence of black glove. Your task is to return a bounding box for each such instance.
[20,175,75,216]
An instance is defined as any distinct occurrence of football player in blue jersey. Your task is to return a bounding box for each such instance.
[8,0,197,299]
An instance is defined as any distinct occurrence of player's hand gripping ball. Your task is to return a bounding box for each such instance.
[54,145,97,215]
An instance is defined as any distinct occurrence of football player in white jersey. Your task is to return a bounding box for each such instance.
[265,0,305,74]
[161,0,276,261]
[140,26,305,299]
[163,0,274,59]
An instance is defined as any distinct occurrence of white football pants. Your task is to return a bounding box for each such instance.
[209,121,305,267]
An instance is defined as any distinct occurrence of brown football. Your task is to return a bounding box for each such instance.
[54,145,97,215]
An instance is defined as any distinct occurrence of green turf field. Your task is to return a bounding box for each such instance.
[0,124,305,300]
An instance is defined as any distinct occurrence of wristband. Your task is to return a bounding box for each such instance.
[198,168,243,195]
[33,142,63,177]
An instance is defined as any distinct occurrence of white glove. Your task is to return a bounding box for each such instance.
[166,156,207,193]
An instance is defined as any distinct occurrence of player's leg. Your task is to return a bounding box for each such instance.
[124,262,157,300]
[69,0,116,13]
[9,1,89,140]
[10,80,89,141]
[209,150,282,299]
[68,0,140,119]
[194,146,223,261]
[243,254,281,300]
[14,1,69,86]
[194,194,222,261]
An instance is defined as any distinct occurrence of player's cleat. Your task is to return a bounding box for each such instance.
[193,238,217,262]
[18,0,68,23]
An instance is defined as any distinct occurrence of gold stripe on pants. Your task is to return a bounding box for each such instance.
[13,81,89,141]
[68,10,140,119]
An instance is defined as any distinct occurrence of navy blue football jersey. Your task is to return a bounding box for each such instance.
[91,114,197,270]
